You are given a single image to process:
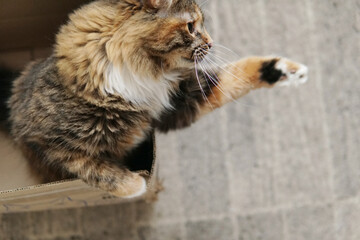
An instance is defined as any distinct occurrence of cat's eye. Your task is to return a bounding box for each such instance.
[187,22,195,34]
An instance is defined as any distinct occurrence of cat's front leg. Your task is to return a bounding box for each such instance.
[63,157,147,198]
[198,56,308,116]
[154,56,308,132]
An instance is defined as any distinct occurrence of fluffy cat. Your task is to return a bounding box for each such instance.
[6,0,308,198]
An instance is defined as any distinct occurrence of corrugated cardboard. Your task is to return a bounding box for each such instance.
[0,133,158,214]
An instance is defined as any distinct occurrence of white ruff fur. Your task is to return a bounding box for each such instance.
[105,63,179,113]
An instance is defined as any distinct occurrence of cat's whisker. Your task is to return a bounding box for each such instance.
[212,43,241,58]
[197,58,221,92]
[198,53,239,102]
[199,64,227,97]
[202,55,250,88]
[208,57,252,85]
[207,48,239,64]
[198,53,260,110]
[195,50,219,109]
[197,53,223,87]
[199,65,229,102]
[204,52,258,102]
[207,50,252,79]
[194,53,213,107]
[199,66,218,107]
[206,52,251,81]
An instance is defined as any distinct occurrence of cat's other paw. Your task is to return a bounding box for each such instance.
[110,173,147,199]
[260,58,308,86]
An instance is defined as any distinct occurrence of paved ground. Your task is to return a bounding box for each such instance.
[1,0,360,239]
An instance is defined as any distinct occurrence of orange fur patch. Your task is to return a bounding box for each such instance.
[197,57,280,118]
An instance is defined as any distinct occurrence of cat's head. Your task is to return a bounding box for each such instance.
[144,0,213,65]
[107,0,213,76]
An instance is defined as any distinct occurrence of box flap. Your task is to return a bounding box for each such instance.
[0,132,157,213]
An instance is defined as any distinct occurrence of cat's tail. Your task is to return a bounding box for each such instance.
[0,67,18,131]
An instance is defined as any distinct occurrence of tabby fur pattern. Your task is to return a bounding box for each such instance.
[7,0,308,197]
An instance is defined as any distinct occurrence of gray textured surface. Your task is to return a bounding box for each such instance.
[1,0,360,239]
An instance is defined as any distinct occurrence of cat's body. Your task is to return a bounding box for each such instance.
[6,0,308,198]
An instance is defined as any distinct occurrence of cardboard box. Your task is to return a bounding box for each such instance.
[0,132,158,214]
[0,0,159,214]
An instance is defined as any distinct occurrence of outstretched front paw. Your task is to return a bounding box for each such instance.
[260,58,308,87]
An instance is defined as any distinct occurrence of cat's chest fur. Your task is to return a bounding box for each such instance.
[104,63,179,116]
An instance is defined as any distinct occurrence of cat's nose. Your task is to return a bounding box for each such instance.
[207,42,213,49]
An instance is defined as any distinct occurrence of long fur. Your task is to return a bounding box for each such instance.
[6,0,308,197]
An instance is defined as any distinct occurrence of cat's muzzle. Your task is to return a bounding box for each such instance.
[193,44,212,61]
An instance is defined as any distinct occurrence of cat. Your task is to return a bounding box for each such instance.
[5,0,308,198]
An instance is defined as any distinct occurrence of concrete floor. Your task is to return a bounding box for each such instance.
[1,0,360,239]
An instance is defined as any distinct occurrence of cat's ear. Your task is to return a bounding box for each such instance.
[142,0,173,10]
